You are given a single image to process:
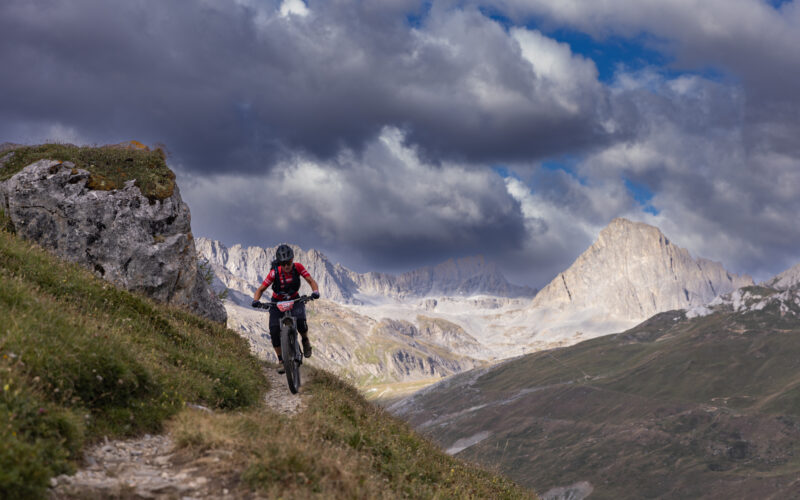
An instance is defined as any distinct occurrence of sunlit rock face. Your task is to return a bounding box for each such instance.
[531,218,753,320]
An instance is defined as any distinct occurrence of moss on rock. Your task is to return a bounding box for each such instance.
[0,143,175,201]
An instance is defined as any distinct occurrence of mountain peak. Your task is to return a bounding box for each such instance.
[598,217,670,246]
[532,218,752,320]
[762,262,800,290]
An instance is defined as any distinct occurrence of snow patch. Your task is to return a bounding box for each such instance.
[446,431,490,455]
[685,305,712,319]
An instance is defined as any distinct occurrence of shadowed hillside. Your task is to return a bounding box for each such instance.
[392,286,800,499]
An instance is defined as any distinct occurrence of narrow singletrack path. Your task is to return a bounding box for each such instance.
[50,364,311,499]
[261,365,311,416]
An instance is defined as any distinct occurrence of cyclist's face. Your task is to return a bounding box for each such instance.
[280,261,293,272]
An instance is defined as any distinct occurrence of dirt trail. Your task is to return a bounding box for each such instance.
[261,365,310,416]
[50,365,310,499]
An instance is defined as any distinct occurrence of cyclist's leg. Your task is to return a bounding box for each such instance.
[294,303,312,357]
[269,306,284,364]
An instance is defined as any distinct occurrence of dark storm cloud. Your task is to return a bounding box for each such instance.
[4,0,800,288]
[466,0,800,281]
[483,0,800,163]
[581,71,800,281]
[178,127,529,273]
[0,0,618,174]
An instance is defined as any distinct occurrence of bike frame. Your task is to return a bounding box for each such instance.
[257,295,314,394]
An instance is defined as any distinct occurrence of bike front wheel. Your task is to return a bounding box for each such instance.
[280,327,301,394]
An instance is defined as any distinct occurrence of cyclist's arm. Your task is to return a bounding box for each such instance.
[303,274,319,294]
[254,283,268,302]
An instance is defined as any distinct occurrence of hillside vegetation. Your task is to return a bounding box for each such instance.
[394,291,800,498]
[0,143,175,200]
[0,226,532,499]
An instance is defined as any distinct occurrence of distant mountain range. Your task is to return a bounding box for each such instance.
[196,239,515,391]
[196,238,536,303]
[198,218,763,394]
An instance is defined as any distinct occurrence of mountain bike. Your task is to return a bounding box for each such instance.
[255,295,315,394]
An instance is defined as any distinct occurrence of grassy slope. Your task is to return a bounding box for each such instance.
[0,225,264,498]
[398,304,800,499]
[0,228,533,499]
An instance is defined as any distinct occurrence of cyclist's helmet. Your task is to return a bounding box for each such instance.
[275,244,294,263]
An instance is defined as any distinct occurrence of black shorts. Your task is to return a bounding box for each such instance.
[267,301,307,348]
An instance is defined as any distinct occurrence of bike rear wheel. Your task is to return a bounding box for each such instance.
[280,327,301,394]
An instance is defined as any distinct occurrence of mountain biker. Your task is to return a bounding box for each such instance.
[251,244,320,373]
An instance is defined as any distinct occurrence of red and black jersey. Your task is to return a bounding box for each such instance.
[261,262,311,300]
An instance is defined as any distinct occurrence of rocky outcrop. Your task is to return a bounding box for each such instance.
[761,262,800,290]
[0,159,226,323]
[531,218,753,319]
[414,315,486,358]
[223,299,484,386]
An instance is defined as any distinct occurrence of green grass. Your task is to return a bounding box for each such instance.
[1,228,533,499]
[0,143,175,200]
[0,209,13,235]
[0,229,265,498]
[399,303,800,498]
[169,369,532,499]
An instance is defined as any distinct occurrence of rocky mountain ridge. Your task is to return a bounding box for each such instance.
[195,238,511,393]
[196,238,536,304]
[200,218,759,389]
[490,218,755,353]
[223,298,486,391]
[532,218,753,318]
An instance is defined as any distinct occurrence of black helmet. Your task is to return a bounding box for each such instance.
[275,244,294,263]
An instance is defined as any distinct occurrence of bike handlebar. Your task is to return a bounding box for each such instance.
[252,295,317,309]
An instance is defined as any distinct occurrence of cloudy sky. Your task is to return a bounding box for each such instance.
[2,0,799,288]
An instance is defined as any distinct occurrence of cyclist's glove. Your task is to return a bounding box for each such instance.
[311,291,320,300]
[251,300,261,308]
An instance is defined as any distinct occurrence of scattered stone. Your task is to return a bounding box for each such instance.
[48,434,242,499]
[50,366,311,498]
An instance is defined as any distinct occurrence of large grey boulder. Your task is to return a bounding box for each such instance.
[0,159,226,324]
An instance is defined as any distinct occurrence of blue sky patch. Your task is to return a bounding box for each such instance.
[474,6,672,82]
[492,165,521,181]
[478,5,514,30]
[548,29,670,83]
[541,156,587,185]
[406,1,432,28]
[767,0,793,8]
[472,6,734,85]
[623,177,660,215]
